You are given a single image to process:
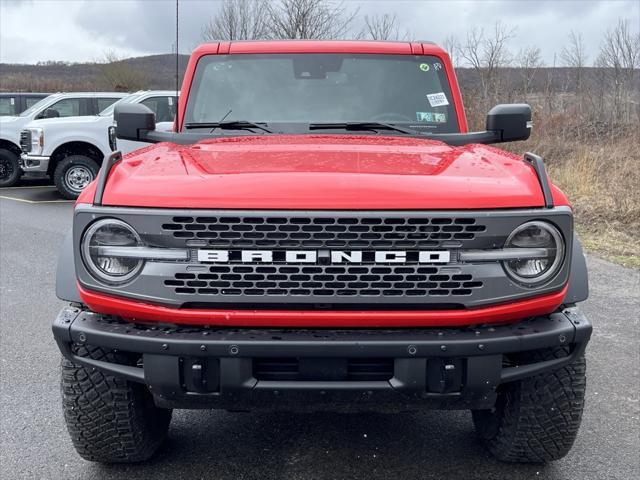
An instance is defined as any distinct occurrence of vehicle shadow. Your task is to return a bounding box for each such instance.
[91,409,564,480]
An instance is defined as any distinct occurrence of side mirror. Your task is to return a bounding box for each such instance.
[114,103,156,141]
[39,108,60,119]
[486,104,532,142]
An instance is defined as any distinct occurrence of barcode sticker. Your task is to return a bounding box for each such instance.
[426,92,449,107]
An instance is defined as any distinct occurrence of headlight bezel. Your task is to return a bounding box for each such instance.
[502,220,565,287]
[81,218,145,285]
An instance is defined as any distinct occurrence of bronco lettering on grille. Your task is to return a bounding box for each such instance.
[197,250,451,264]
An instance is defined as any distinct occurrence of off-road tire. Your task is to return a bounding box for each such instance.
[0,148,20,187]
[472,347,586,463]
[61,346,172,463]
[53,155,100,199]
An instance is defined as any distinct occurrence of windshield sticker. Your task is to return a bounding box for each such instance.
[417,112,447,123]
[434,62,443,71]
[416,112,434,122]
[427,92,449,107]
[419,63,430,72]
[434,113,447,123]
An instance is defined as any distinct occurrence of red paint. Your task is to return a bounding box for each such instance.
[78,284,568,328]
[97,135,564,210]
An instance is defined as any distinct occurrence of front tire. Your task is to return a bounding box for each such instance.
[0,148,21,187]
[472,347,586,463]
[61,346,172,463]
[53,155,100,199]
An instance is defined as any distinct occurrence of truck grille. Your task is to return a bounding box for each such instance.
[162,215,487,248]
[74,206,574,309]
[164,264,483,298]
[19,130,32,153]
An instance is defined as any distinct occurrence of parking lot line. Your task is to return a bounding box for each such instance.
[0,195,73,204]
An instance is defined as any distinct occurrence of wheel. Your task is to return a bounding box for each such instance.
[53,155,100,199]
[0,148,21,187]
[61,346,172,463]
[472,347,586,463]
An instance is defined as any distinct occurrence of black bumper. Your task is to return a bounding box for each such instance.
[52,307,591,411]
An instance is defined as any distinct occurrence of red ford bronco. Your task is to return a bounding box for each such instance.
[53,41,591,464]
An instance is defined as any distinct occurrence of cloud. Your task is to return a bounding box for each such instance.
[0,0,638,64]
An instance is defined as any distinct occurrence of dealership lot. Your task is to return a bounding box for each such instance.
[0,185,638,480]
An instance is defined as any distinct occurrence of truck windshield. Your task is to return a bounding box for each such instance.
[99,93,146,116]
[184,54,459,133]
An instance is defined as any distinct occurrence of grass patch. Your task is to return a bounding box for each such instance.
[543,137,640,268]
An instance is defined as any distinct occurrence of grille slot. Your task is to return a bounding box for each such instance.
[19,130,32,154]
[163,215,487,248]
[164,264,483,298]
[253,357,394,381]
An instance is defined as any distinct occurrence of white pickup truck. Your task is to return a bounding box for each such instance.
[0,92,126,187]
[20,91,177,198]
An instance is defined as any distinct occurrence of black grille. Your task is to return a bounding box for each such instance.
[253,357,394,381]
[164,264,483,298]
[19,130,31,153]
[162,215,487,248]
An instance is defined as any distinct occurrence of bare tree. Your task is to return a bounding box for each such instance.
[360,13,409,41]
[442,35,461,67]
[98,50,148,92]
[202,0,269,41]
[517,45,543,97]
[460,22,516,100]
[560,31,588,92]
[596,19,640,122]
[265,0,358,40]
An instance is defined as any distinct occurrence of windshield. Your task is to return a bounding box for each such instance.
[184,54,459,133]
[18,95,56,117]
[99,92,146,116]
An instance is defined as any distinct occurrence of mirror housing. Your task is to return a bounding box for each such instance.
[486,104,532,143]
[114,103,156,141]
[40,108,60,119]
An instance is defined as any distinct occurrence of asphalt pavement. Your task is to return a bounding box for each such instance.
[0,186,638,480]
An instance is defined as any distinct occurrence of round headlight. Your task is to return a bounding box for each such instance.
[82,219,143,284]
[503,221,565,286]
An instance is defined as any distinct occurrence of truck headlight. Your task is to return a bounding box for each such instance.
[503,221,565,286]
[29,127,44,155]
[81,219,144,284]
[108,125,117,151]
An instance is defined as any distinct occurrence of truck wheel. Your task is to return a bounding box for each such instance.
[61,346,172,463]
[0,148,20,187]
[472,347,586,463]
[53,155,100,199]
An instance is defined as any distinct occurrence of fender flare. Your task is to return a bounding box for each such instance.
[564,233,589,304]
[56,230,81,303]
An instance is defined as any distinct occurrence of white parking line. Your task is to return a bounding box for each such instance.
[0,195,73,204]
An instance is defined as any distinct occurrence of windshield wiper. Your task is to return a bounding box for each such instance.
[184,121,272,133]
[309,122,419,135]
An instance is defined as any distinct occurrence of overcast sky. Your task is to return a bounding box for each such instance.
[1,0,638,65]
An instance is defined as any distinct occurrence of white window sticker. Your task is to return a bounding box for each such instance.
[426,92,449,107]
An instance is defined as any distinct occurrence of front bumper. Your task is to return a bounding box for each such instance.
[19,154,49,173]
[53,307,591,411]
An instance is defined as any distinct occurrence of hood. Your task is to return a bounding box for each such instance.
[28,115,103,127]
[0,115,25,124]
[90,135,562,210]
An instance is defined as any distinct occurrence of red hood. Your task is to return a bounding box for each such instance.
[88,135,567,209]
